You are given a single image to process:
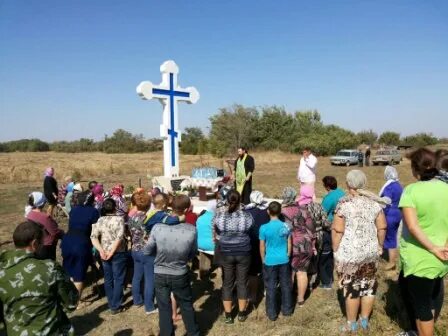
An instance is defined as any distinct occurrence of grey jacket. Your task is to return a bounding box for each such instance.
[144,220,197,276]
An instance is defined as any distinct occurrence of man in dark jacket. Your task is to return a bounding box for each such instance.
[234,147,255,205]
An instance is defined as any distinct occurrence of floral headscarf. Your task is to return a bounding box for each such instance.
[282,187,297,206]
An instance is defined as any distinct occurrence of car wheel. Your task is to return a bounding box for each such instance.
[373,162,378,166]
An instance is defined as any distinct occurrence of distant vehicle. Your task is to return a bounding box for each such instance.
[330,150,359,166]
[372,149,402,166]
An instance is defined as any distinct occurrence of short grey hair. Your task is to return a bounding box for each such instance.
[346,170,367,190]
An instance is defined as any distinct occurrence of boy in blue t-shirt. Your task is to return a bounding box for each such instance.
[259,201,293,321]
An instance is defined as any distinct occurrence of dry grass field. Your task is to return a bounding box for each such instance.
[0,150,447,335]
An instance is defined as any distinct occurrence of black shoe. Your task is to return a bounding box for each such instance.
[224,315,234,324]
[237,312,248,322]
[268,316,277,321]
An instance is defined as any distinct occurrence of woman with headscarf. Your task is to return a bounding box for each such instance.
[25,191,64,260]
[379,166,403,270]
[92,183,105,211]
[110,184,128,218]
[290,185,330,307]
[398,148,448,336]
[61,191,100,303]
[244,191,270,304]
[281,187,299,229]
[332,170,388,333]
[43,167,58,217]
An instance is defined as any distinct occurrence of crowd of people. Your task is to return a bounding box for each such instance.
[0,147,448,336]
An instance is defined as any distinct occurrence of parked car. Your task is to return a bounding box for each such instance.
[330,149,359,166]
[372,149,402,165]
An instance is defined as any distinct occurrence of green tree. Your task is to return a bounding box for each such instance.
[209,104,259,157]
[357,130,378,145]
[257,106,296,150]
[401,133,438,147]
[180,127,207,154]
[378,131,401,146]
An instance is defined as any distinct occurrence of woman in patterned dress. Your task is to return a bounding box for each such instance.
[290,185,330,307]
[332,170,388,333]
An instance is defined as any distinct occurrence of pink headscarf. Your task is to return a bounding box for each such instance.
[92,184,104,203]
[298,184,314,206]
[110,184,124,197]
[44,167,54,177]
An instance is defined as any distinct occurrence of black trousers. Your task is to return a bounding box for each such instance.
[155,273,200,336]
[318,231,334,285]
[221,254,251,301]
[399,272,444,323]
[240,180,252,205]
[318,251,334,285]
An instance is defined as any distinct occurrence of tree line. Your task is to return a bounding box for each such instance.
[0,105,442,156]
[0,129,162,154]
[184,105,441,156]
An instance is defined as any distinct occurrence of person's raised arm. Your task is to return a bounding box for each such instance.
[305,155,317,170]
[402,207,448,261]
[331,215,345,252]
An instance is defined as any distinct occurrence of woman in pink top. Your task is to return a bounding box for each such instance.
[25,191,64,260]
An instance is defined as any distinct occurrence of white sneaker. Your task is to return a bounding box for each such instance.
[146,308,159,315]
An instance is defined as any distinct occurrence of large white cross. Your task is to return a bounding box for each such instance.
[136,60,199,178]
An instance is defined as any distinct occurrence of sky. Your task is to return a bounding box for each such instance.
[0,0,447,141]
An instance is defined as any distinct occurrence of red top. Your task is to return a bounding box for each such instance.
[27,211,64,246]
[185,210,198,226]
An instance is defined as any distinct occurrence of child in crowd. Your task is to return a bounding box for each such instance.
[145,193,169,232]
[259,201,293,321]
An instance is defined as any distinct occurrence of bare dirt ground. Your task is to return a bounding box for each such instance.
[0,150,447,335]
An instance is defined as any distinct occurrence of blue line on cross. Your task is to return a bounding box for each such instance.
[152,73,190,167]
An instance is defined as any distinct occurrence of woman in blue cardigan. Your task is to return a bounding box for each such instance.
[379,166,403,270]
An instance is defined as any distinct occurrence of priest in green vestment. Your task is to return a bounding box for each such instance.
[234,147,255,204]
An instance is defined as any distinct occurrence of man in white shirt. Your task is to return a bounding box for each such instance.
[297,148,318,192]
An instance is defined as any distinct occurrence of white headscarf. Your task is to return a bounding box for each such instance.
[346,170,391,208]
[24,191,47,217]
[245,191,268,210]
[379,166,399,197]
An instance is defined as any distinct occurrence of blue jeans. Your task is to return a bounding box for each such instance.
[155,272,200,336]
[102,252,127,311]
[131,250,156,312]
[263,263,293,320]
